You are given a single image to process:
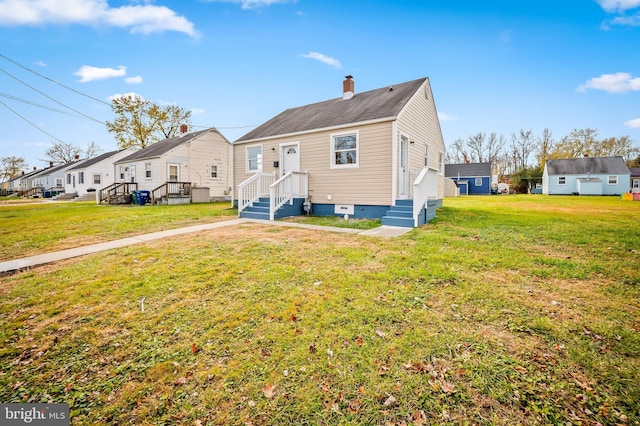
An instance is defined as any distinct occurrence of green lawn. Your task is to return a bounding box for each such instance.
[0,196,638,425]
[0,201,237,261]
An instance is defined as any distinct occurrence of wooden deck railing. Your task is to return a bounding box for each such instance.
[98,182,138,204]
[151,182,191,204]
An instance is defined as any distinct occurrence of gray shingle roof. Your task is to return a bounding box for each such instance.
[629,167,640,177]
[116,128,221,163]
[545,157,630,175]
[444,162,492,178]
[236,77,428,142]
[68,149,123,170]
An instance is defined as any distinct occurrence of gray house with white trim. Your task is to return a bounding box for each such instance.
[542,156,630,195]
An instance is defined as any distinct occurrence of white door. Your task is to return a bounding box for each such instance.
[398,136,410,199]
[281,144,300,176]
[126,165,136,183]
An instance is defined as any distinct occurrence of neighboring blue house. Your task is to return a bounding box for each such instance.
[542,156,630,195]
[444,162,492,195]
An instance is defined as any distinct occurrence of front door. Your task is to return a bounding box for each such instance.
[125,165,136,183]
[281,144,300,176]
[398,135,410,199]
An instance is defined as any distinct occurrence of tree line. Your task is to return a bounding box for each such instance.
[446,128,639,192]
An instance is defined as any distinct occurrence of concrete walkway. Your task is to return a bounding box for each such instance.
[0,219,412,274]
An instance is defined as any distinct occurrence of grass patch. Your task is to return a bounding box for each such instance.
[0,195,638,425]
[0,201,237,261]
[281,215,381,230]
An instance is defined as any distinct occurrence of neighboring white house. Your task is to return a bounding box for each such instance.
[630,167,640,193]
[29,158,86,197]
[234,75,446,227]
[114,127,232,200]
[65,148,136,197]
[542,156,631,195]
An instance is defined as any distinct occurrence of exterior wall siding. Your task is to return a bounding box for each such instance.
[396,78,446,199]
[544,173,630,195]
[116,131,232,198]
[235,121,394,206]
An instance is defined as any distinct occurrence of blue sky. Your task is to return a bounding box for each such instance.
[1,0,639,168]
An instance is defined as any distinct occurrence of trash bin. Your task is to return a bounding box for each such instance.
[131,190,139,205]
[139,190,150,205]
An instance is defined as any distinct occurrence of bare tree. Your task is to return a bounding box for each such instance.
[446,138,470,164]
[466,132,486,162]
[535,128,555,167]
[486,132,507,165]
[0,156,28,182]
[511,129,537,170]
[85,141,103,158]
[42,141,82,165]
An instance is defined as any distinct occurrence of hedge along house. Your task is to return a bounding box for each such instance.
[444,162,492,195]
[542,156,631,195]
[112,127,232,204]
[233,76,446,228]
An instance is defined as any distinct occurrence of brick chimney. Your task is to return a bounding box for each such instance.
[75,154,80,160]
[180,124,188,134]
[343,75,354,100]
[49,161,53,167]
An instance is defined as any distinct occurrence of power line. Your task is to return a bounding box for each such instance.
[0,99,67,144]
[0,67,105,124]
[0,92,90,118]
[0,53,110,106]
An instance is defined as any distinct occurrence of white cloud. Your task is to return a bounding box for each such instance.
[596,0,640,13]
[107,92,143,102]
[125,75,143,84]
[438,112,457,122]
[597,0,640,28]
[205,0,296,10]
[74,65,126,82]
[0,0,197,37]
[625,117,640,128]
[34,60,47,67]
[191,108,205,115]
[301,52,342,69]
[577,72,640,93]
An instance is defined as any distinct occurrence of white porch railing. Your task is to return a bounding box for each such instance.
[412,167,439,227]
[269,171,308,220]
[237,172,275,215]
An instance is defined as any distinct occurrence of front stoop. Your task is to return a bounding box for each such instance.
[239,198,270,220]
[381,199,414,228]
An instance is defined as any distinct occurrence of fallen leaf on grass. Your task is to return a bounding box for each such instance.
[411,410,427,425]
[383,394,397,407]
[262,383,276,399]
[176,377,187,386]
[375,329,386,338]
[356,335,363,346]
[439,380,455,394]
[191,343,201,354]
[515,366,527,375]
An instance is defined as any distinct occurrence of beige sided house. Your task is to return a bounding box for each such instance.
[234,76,446,227]
[112,127,232,205]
